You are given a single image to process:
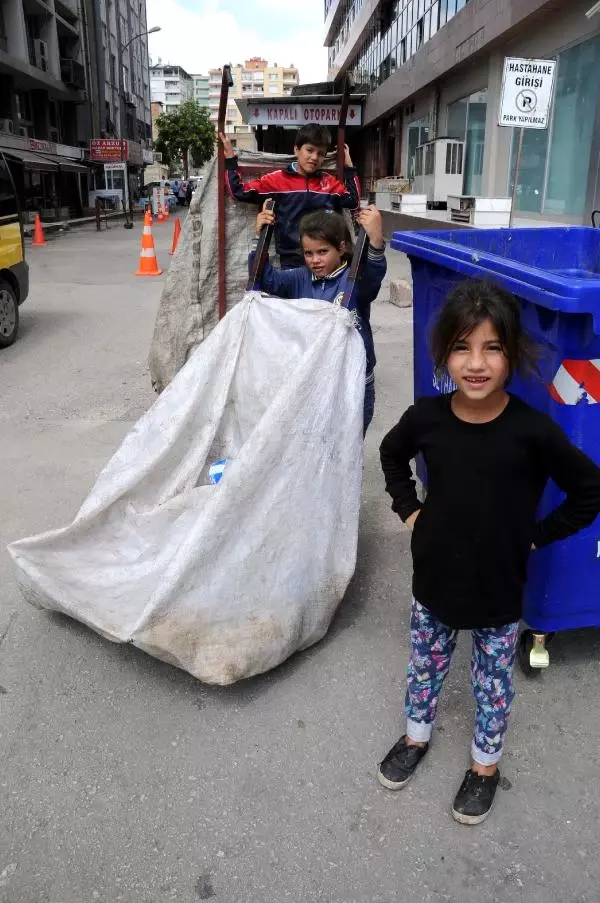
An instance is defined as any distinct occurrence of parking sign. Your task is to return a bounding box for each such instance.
[499,58,557,129]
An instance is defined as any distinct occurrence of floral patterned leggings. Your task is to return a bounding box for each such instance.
[405,600,520,766]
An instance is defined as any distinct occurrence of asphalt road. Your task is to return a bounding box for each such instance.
[1,218,599,902]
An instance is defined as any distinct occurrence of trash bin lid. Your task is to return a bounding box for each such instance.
[392,227,600,334]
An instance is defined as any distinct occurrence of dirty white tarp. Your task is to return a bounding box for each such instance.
[148,150,342,393]
[9,292,366,685]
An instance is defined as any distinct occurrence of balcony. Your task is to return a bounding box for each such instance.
[60,57,85,89]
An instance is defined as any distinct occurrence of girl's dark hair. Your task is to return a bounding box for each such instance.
[299,210,354,262]
[431,280,540,381]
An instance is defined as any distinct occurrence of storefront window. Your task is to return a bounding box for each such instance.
[509,34,600,217]
[24,170,57,213]
[447,97,468,141]
[0,157,16,216]
[446,90,487,195]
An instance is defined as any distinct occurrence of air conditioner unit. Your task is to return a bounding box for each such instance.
[0,118,14,134]
[154,151,162,162]
[34,39,49,72]
[411,138,465,206]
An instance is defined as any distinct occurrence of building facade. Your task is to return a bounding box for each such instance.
[87,0,153,204]
[92,0,152,145]
[208,58,299,150]
[0,0,90,216]
[0,0,153,217]
[192,73,209,108]
[150,62,193,113]
[325,0,600,223]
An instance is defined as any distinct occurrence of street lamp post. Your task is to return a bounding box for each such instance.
[119,25,161,228]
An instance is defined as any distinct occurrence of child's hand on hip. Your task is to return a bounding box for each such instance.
[405,510,420,530]
[357,205,384,249]
[255,198,275,236]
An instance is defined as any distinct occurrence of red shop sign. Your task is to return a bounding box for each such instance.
[89,139,127,162]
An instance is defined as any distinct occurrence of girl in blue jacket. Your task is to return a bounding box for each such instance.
[250,203,387,434]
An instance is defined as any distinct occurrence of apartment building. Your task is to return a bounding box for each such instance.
[192,73,210,109]
[93,0,152,143]
[0,0,153,217]
[208,58,299,150]
[85,0,153,210]
[0,0,90,215]
[325,0,600,223]
[150,61,193,113]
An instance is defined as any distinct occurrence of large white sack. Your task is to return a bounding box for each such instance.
[8,292,366,685]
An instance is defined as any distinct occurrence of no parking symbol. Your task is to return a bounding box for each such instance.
[515,90,537,114]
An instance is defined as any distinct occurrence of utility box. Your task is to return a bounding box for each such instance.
[391,193,427,215]
[448,195,512,228]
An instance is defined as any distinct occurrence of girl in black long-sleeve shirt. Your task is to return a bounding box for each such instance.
[378,280,600,826]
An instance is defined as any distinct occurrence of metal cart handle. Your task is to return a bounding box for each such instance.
[339,226,369,310]
[247,199,275,291]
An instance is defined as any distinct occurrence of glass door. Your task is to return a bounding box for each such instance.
[463,92,487,195]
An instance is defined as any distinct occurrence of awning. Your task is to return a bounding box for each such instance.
[0,146,88,173]
[0,146,58,171]
[39,154,89,174]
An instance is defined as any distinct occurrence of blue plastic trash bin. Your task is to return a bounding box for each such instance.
[391,227,600,639]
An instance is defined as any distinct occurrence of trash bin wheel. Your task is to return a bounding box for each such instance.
[518,630,556,677]
[518,630,542,678]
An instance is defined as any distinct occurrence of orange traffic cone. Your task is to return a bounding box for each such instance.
[31,213,47,247]
[163,200,170,220]
[134,214,162,276]
[157,201,164,223]
[168,218,182,255]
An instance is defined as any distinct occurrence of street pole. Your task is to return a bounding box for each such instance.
[119,26,161,229]
[509,127,524,228]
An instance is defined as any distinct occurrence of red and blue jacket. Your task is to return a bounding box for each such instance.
[248,243,386,377]
[226,157,361,266]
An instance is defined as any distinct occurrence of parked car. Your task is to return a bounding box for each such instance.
[0,153,29,348]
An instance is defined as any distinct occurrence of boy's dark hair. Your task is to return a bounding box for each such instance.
[294,124,331,150]
[299,210,353,262]
[431,279,540,381]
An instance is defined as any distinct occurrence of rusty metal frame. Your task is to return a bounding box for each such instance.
[217,63,233,320]
[336,75,352,182]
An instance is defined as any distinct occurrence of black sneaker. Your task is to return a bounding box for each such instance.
[377,735,429,790]
[452,769,500,825]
